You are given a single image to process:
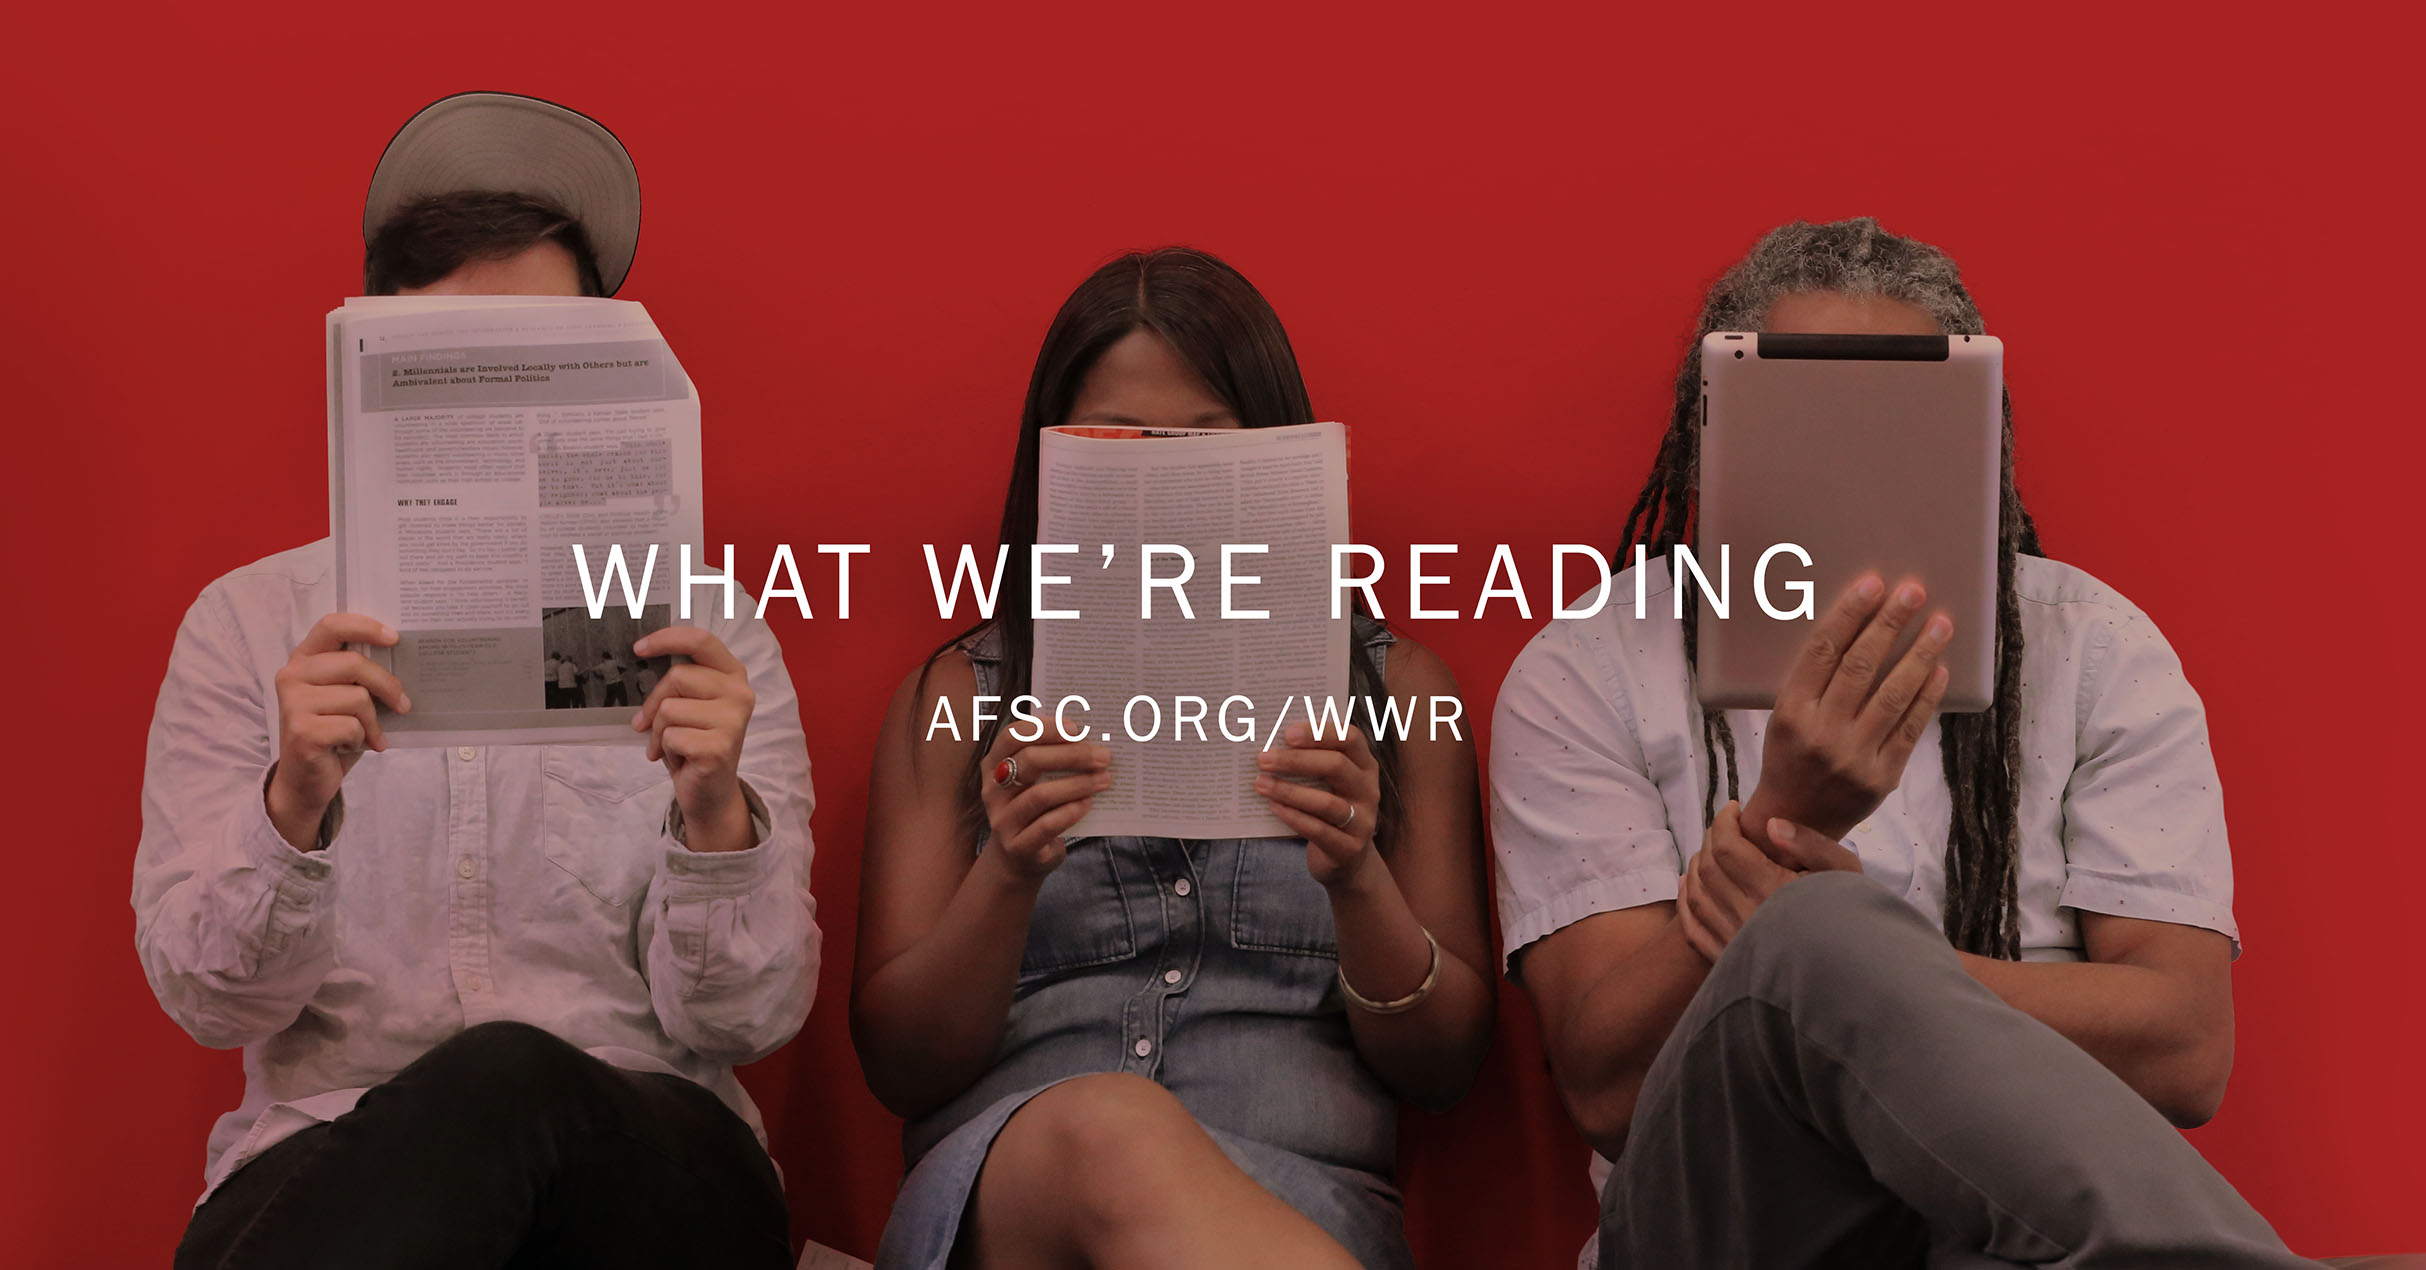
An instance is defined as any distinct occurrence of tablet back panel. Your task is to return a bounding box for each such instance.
[1695,331,2002,714]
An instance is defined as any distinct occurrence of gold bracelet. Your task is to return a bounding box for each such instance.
[1338,928,1442,1015]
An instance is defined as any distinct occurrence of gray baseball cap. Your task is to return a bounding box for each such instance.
[363,91,641,295]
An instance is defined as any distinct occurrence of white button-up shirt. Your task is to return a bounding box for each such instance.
[133,540,819,1202]
[1489,553,2236,1266]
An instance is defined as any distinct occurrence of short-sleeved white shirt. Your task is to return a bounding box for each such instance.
[1490,552,2238,971]
[1489,555,2237,1267]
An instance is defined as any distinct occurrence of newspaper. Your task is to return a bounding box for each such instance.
[327,296,703,747]
[1032,421,1350,839]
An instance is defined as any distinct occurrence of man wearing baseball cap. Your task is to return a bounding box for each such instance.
[136,92,815,1269]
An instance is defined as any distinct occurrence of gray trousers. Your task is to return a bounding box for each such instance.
[1601,870,2317,1270]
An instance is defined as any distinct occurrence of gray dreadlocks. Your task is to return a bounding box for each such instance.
[1620,217,2044,958]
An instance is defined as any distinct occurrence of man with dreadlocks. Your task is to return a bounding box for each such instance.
[1489,218,2317,1268]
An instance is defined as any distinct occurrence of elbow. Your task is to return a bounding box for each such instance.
[686,918,820,1065]
[1394,963,1502,1112]
[678,1013,801,1068]
[847,991,955,1121]
[2159,1081,2225,1130]
[663,963,815,1066]
[2155,1033,2234,1129]
[1369,1002,1496,1113]
[2170,1064,2233,1131]
[1397,1056,1484,1115]
[1421,1023,1499,1113]
[142,962,300,1051]
[764,962,820,1056]
[180,1015,267,1051]
[859,1065,944,1123]
[741,984,818,1066]
[1569,1087,1639,1161]
[853,1048,953,1124]
[1554,1061,1643,1159]
[1534,1010,1650,1155]
[165,995,291,1051]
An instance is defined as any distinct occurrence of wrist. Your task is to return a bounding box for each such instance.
[1320,846,1393,903]
[264,764,333,852]
[674,776,756,853]
[1737,788,1781,849]
[1738,786,1854,847]
[976,838,1052,894]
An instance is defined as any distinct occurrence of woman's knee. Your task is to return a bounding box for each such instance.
[985,1073,1219,1225]
[1010,1073,1199,1172]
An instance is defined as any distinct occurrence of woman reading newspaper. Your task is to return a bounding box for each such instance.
[854,248,1493,1269]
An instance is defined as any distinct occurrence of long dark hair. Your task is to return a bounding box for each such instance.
[1623,218,2042,959]
[929,247,1403,844]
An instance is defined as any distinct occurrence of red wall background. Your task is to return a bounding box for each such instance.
[5,3,2417,1265]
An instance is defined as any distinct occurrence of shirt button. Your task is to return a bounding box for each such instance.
[1173,878,1192,897]
[456,857,475,881]
[1132,1037,1152,1057]
[463,973,486,993]
[456,746,477,761]
[1163,969,1183,985]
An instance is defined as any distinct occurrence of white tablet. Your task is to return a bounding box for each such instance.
[1694,330,2003,714]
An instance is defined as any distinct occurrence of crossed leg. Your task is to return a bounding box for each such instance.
[1604,871,2315,1269]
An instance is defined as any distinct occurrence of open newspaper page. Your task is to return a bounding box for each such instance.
[328,296,703,747]
[1033,421,1349,839]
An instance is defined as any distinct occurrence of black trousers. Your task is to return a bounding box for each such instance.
[176,1021,791,1270]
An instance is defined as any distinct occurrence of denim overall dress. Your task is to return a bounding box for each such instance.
[875,618,1413,1269]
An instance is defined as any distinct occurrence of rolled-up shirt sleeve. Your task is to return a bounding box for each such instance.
[2058,605,2239,953]
[132,589,341,1049]
[1489,618,1687,973]
[638,606,819,1065]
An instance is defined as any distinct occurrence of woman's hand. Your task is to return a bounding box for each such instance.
[1678,801,1864,963]
[978,718,1112,880]
[1741,574,1953,843]
[1256,722,1383,890]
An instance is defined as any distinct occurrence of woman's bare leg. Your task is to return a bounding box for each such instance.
[960,1073,1362,1270]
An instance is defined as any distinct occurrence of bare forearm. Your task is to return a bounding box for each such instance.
[1327,859,1493,1109]
[853,850,1043,1118]
[1546,915,1711,1156]
[1959,953,2231,1126]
